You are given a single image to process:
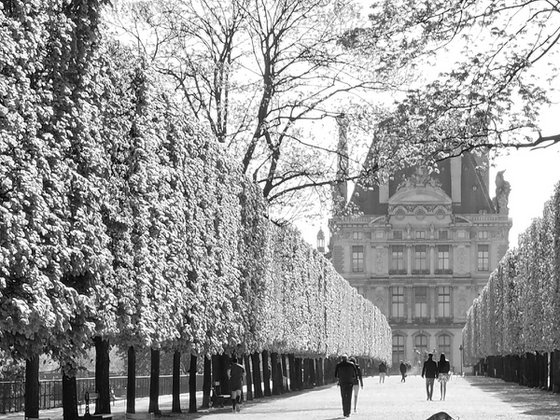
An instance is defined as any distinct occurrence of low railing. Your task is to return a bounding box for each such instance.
[0,375,203,414]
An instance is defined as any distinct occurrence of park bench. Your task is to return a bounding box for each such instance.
[82,391,113,420]
[211,381,231,408]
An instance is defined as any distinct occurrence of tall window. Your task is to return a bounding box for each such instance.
[392,335,405,365]
[414,334,428,355]
[352,245,364,272]
[414,245,427,271]
[391,286,405,318]
[438,286,451,318]
[416,230,426,239]
[415,287,428,318]
[437,245,450,271]
[438,334,451,359]
[477,244,489,271]
[391,245,405,272]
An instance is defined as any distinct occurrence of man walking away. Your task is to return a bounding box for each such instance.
[335,354,356,418]
[400,360,407,382]
[227,357,245,412]
[421,353,438,401]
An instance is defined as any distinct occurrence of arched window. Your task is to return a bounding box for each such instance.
[438,334,452,360]
[392,335,405,366]
[414,334,428,356]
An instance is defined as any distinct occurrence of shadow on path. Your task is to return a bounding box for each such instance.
[464,376,560,417]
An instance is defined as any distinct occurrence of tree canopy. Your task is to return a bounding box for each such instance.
[1,0,391,368]
[362,0,560,162]
[107,0,560,222]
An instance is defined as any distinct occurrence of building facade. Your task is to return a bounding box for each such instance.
[328,154,511,373]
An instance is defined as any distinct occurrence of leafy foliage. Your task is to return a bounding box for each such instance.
[463,182,560,362]
[1,0,391,369]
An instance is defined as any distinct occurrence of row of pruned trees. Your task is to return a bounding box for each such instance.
[0,1,390,418]
[463,181,560,390]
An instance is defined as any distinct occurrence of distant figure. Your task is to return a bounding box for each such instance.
[399,360,407,382]
[421,354,438,401]
[378,361,387,383]
[227,357,245,412]
[349,357,363,413]
[438,354,451,401]
[335,354,357,418]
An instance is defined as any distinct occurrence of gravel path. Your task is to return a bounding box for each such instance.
[4,374,560,420]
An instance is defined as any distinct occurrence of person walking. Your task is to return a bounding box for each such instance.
[421,353,438,401]
[438,353,451,400]
[227,357,245,413]
[349,357,363,413]
[335,354,356,418]
[378,361,387,383]
[399,360,407,382]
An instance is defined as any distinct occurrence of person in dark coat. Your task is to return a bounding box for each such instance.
[227,357,245,412]
[437,353,451,400]
[378,361,387,383]
[421,353,438,401]
[335,354,357,418]
[349,357,363,413]
[399,360,407,382]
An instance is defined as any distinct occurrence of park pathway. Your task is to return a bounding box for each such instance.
[4,374,560,420]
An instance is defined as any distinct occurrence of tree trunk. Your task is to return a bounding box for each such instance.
[148,348,160,414]
[270,352,280,395]
[220,354,231,396]
[251,352,263,398]
[94,336,111,414]
[25,355,40,419]
[189,354,197,413]
[62,367,78,420]
[172,351,182,413]
[126,346,136,413]
[294,357,303,390]
[262,350,271,396]
[201,355,212,408]
[244,354,254,400]
[316,358,324,386]
[281,354,289,392]
[309,358,316,387]
[288,354,295,391]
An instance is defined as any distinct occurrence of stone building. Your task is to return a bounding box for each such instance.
[328,154,511,373]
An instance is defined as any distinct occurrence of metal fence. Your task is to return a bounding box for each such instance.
[0,375,202,414]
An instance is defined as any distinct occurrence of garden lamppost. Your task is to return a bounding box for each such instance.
[459,344,464,376]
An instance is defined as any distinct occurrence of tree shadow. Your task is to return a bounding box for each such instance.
[464,376,560,417]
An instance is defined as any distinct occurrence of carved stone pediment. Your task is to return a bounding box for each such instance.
[389,184,452,206]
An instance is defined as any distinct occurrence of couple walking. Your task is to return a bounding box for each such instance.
[421,353,451,401]
[334,354,364,417]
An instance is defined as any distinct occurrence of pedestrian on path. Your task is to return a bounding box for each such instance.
[335,354,356,418]
[437,353,451,401]
[400,360,407,383]
[421,353,438,401]
[227,357,245,413]
[378,361,387,383]
[349,357,363,413]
